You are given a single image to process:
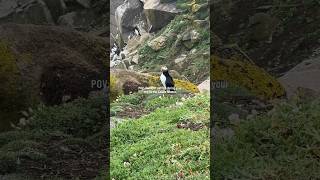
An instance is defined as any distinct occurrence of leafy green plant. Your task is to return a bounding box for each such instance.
[116,93,145,105]
[214,98,320,179]
[145,95,181,111]
[111,94,210,179]
[26,95,106,138]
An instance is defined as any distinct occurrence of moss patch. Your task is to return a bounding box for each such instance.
[211,55,285,99]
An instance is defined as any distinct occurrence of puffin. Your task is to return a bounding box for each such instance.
[134,26,141,36]
[160,66,175,91]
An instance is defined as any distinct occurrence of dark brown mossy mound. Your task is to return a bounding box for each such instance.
[0,94,108,179]
[0,23,109,130]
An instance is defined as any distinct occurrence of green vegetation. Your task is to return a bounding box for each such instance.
[0,94,106,178]
[214,98,320,179]
[111,94,210,179]
[145,95,181,111]
[26,96,106,138]
[0,40,27,130]
[138,0,209,84]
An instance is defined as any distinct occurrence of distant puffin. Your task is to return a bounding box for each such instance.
[160,66,175,91]
[134,26,141,36]
[111,43,122,61]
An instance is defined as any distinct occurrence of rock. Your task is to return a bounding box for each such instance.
[62,95,71,102]
[110,0,125,45]
[127,33,153,52]
[0,0,54,25]
[111,117,125,128]
[0,24,108,124]
[0,0,18,18]
[228,113,240,124]
[110,60,120,68]
[63,0,91,9]
[19,118,27,126]
[147,35,167,51]
[131,54,139,65]
[212,127,235,140]
[248,13,280,43]
[279,56,320,98]
[190,30,200,43]
[115,0,145,42]
[21,111,29,117]
[58,9,96,31]
[182,30,191,41]
[190,48,197,54]
[193,19,207,27]
[180,29,200,49]
[123,59,131,68]
[197,78,210,93]
[112,61,127,70]
[43,0,67,22]
[182,41,194,50]
[143,0,182,32]
[251,109,258,116]
[246,114,255,120]
[76,0,91,8]
[120,52,126,60]
[128,65,135,70]
[174,54,187,66]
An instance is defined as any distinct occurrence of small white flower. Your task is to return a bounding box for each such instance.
[123,161,131,167]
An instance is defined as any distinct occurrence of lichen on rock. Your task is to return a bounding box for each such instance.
[211,55,285,99]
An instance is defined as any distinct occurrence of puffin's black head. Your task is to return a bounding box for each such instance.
[161,66,172,76]
[115,48,121,56]
[161,66,168,73]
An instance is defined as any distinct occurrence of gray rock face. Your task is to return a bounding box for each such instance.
[197,78,210,93]
[76,0,91,8]
[143,0,182,32]
[43,0,67,22]
[115,0,145,42]
[248,13,280,43]
[0,0,18,18]
[279,56,320,98]
[110,0,125,44]
[58,9,95,30]
[0,0,54,25]
[63,0,91,9]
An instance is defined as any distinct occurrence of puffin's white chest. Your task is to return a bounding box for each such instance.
[160,73,166,88]
[134,29,140,36]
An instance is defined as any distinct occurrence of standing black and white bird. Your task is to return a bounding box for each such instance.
[134,26,141,36]
[160,66,175,91]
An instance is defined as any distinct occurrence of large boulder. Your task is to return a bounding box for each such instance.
[143,0,182,32]
[58,9,96,31]
[115,0,146,42]
[43,0,67,22]
[197,78,210,93]
[248,13,280,43]
[0,23,108,129]
[110,0,125,44]
[63,0,91,10]
[0,0,18,18]
[279,56,320,98]
[0,0,54,25]
[147,35,167,51]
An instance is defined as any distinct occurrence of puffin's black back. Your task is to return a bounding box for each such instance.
[163,71,175,90]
